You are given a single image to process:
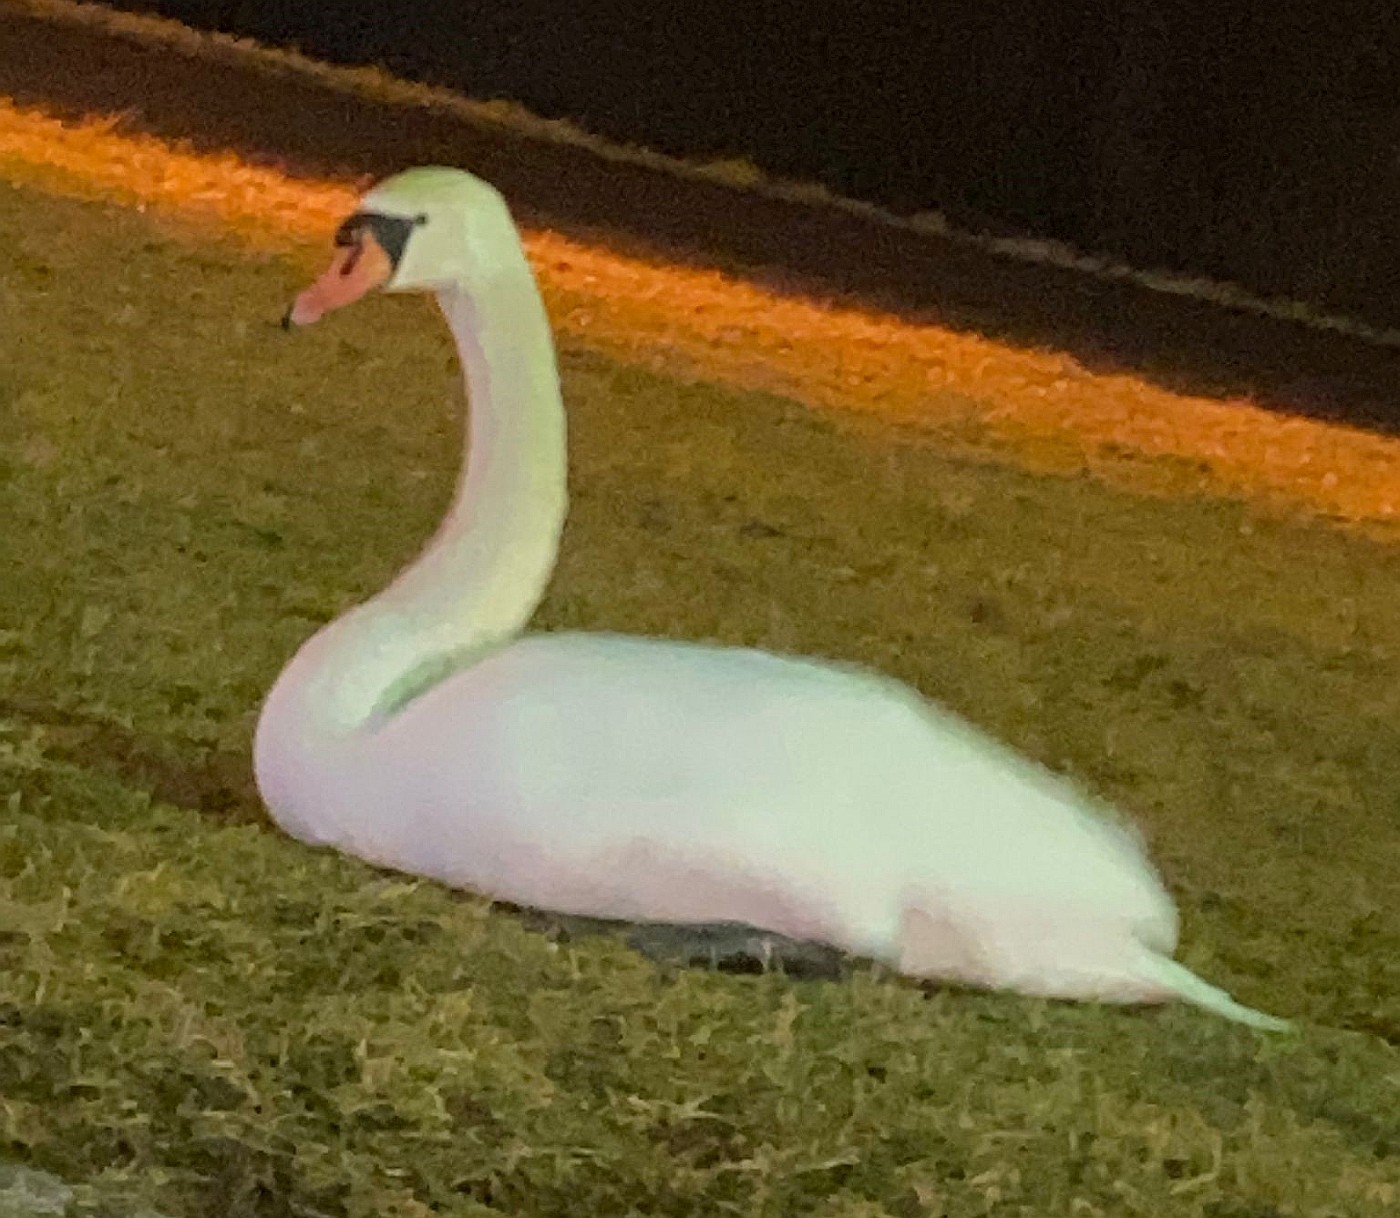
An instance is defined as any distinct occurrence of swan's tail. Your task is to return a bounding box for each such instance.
[1137,951,1293,1032]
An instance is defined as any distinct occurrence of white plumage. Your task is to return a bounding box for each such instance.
[256,167,1288,1031]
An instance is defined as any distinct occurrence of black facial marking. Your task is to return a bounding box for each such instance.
[333,211,425,271]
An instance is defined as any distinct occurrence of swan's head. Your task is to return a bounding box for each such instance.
[284,167,524,327]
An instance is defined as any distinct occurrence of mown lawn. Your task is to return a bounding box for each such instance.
[1,176,1396,1217]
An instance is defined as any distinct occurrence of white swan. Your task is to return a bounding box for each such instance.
[256,167,1289,1031]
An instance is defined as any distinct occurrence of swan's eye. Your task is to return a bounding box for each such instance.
[333,215,365,247]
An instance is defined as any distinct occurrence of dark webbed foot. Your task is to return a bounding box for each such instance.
[623,921,850,981]
[498,904,850,981]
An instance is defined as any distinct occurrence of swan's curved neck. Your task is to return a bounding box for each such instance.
[263,247,568,746]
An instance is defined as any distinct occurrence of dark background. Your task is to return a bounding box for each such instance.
[98,2,1400,330]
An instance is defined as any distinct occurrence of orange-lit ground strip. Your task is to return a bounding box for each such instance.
[5,95,1400,536]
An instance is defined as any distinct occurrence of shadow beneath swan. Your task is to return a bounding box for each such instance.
[500,902,853,981]
[0,695,851,981]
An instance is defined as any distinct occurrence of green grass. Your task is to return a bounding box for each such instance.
[1,177,1397,1217]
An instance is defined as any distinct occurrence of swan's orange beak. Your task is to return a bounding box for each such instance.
[281,232,394,328]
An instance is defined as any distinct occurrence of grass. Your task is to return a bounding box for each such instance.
[0,175,1397,1217]
[8,91,1400,536]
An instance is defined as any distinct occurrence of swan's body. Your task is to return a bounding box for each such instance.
[256,168,1288,1030]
